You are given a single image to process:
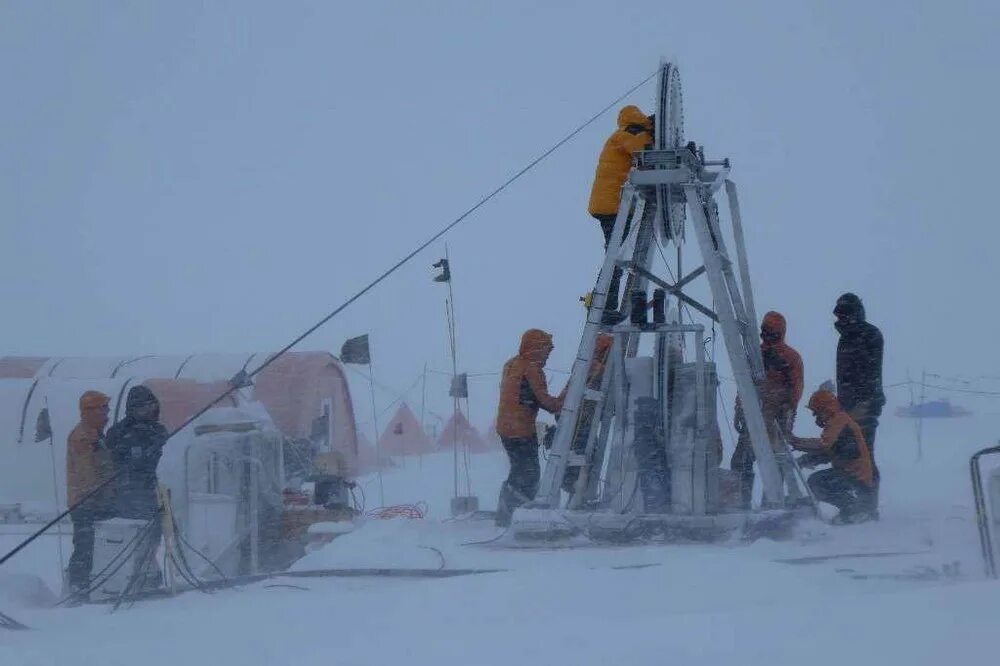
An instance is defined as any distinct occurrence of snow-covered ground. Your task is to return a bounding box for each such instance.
[1,419,998,665]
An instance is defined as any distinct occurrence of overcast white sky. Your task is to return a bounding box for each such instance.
[2,1,998,445]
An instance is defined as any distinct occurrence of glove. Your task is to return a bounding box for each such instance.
[542,425,556,450]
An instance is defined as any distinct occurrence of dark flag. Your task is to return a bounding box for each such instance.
[34,407,52,443]
[340,334,371,365]
[432,258,451,283]
[449,373,468,398]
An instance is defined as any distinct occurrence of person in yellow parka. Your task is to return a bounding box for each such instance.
[588,105,654,246]
[588,105,653,319]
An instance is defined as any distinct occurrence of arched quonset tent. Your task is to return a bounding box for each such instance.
[0,351,358,454]
[436,410,491,453]
[377,403,436,457]
[0,376,241,513]
[0,352,360,512]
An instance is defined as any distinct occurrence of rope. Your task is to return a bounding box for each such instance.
[0,609,29,631]
[0,68,661,570]
[366,502,428,520]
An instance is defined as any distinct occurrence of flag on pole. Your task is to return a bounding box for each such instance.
[432,258,451,283]
[340,334,371,365]
[34,407,52,443]
[449,373,468,398]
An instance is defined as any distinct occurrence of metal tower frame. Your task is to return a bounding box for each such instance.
[516,63,806,538]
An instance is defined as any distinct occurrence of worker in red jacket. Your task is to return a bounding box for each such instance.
[731,311,804,508]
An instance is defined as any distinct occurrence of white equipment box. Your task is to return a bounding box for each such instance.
[92,517,158,599]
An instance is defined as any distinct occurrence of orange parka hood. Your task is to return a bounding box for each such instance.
[519,329,554,365]
[618,105,652,131]
[761,311,787,345]
[807,390,842,421]
[79,390,110,431]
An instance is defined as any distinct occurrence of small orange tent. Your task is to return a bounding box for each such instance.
[378,403,436,457]
[436,409,491,453]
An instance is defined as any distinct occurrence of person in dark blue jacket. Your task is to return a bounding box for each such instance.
[833,293,885,510]
[106,385,168,520]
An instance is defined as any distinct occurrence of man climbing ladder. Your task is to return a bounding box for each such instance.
[588,105,654,321]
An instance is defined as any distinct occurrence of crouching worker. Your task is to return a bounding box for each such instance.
[495,329,566,527]
[789,390,875,524]
[66,391,115,597]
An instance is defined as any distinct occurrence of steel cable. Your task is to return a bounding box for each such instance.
[0,68,660,570]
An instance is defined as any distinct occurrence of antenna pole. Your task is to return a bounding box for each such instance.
[917,369,927,461]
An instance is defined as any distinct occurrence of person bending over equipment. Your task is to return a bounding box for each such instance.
[789,390,875,524]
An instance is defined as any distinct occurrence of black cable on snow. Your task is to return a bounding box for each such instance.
[0,609,30,631]
[0,68,660,570]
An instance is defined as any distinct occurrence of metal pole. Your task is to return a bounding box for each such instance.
[971,444,1000,578]
[725,180,758,331]
[685,184,782,505]
[420,363,427,469]
[444,245,460,499]
[917,369,927,461]
[368,361,384,507]
[44,403,66,580]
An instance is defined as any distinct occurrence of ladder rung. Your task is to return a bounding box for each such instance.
[584,388,603,401]
[567,454,587,467]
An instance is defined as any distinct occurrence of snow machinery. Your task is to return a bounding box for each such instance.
[510,62,812,542]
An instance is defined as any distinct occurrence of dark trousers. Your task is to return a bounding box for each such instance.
[594,214,626,314]
[808,468,872,518]
[496,436,541,527]
[596,214,617,249]
[68,506,113,589]
[68,513,96,589]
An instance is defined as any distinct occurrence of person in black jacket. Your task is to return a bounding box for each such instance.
[833,293,885,508]
[106,385,168,520]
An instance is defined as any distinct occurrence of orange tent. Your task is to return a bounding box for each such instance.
[436,409,491,453]
[377,403,436,457]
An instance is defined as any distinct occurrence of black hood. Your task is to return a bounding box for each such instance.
[124,385,160,423]
[834,293,866,333]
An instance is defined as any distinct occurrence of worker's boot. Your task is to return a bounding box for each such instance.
[601,267,624,325]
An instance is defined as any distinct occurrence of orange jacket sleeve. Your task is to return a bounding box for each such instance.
[615,130,652,157]
[788,348,804,408]
[525,364,563,414]
[794,417,845,453]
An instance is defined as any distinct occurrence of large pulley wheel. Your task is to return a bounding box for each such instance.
[655,62,685,241]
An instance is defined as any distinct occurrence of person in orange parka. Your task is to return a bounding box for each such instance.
[588,105,654,317]
[495,329,566,526]
[789,390,875,523]
[730,311,804,508]
[588,105,654,238]
[66,390,115,594]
